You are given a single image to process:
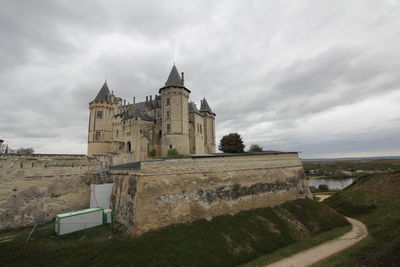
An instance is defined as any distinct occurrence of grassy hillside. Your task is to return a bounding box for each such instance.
[0,198,348,267]
[316,172,400,266]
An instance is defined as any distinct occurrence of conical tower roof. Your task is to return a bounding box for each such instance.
[200,97,214,114]
[188,101,201,115]
[165,64,184,87]
[159,64,191,93]
[93,81,111,102]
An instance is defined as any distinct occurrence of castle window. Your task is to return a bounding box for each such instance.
[170,145,172,149]
[127,141,131,152]
[159,130,162,137]
[116,130,119,137]
[200,125,202,134]
[166,98,170,106]
[167,124,171,133]
[96,111,103,119]
[95,131,101,140]
[166,111,170,119]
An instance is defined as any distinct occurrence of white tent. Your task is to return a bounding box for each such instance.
[90,183,113,209]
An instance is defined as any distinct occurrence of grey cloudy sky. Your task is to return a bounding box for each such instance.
[1,0,399,158]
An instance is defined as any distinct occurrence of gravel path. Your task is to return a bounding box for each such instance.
[265,217,368,267]
[314,194,331,202]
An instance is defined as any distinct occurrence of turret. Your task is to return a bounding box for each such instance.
[200,97,216,153]
[88,81,114,157]
[159,65,190,156]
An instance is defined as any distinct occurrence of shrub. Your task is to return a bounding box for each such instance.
[318,184,329,191]
[233,183,241,192]
[16,148,35,154]
[148,149,156,158]
[166,149,185,159]
[249,144,263,152]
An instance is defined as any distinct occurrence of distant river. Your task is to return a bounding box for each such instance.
[308,178,355,190]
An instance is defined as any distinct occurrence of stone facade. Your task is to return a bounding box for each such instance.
[0,154,98,230]
[110,152,311,235]
[88,65,216,161]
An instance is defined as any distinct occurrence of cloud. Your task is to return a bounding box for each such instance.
[0,0,399,157]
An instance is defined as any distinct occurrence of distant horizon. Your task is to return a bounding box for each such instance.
[301,155,400,161]
[3,144,400,162]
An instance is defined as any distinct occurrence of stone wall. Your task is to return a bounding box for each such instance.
[0,154,98,230]
[110,152,311,235]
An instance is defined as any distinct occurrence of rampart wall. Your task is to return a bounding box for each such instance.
[0,154,98,230]
[110,153,311,235]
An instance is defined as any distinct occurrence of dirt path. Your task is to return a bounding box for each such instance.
[314,194,331,202]
[265,217,368,267]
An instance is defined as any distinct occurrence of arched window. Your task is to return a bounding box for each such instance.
[127,141,131,152]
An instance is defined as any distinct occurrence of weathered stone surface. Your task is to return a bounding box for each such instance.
[110,153,311,235]
[111,174,137,229]
[0,154,98,230]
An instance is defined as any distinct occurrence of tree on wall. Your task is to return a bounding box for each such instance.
[16,148,35,154]
[218,133,245,153]
[248,144,263,152]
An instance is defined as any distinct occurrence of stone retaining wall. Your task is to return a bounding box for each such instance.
[110,153,311,235]
[0,154,98,230]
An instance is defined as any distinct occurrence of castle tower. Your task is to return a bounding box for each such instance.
[88,82,114,157]
[200,97,216,153]
[159,65,190,156]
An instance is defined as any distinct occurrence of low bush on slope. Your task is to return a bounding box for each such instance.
[317,172,400,267]
[0,198,348,267]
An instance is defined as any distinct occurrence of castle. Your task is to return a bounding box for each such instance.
[88,65,216,160]
[0,67,310,234]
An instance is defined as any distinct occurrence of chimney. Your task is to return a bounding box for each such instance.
[150,95,152,102]
[133,97,135,104]
[124,99,126,105]
[181,72,185,86]
[146,96,148,103]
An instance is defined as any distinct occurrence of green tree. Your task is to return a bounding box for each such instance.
[16,148,34,154]
[249,144,263,152]
[218,133,245,153]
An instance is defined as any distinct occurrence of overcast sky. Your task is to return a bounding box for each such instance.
[1,0,399,158]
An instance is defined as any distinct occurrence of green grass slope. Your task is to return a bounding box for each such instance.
[316,172,400,267]
[0,198,348,267]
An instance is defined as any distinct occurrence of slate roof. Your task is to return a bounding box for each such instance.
[200,98,215,114]
[119,99,160,122]
[93,81,111,102]
[165,65,184,87]
[188,101,202,115]
[159,65,191,93]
